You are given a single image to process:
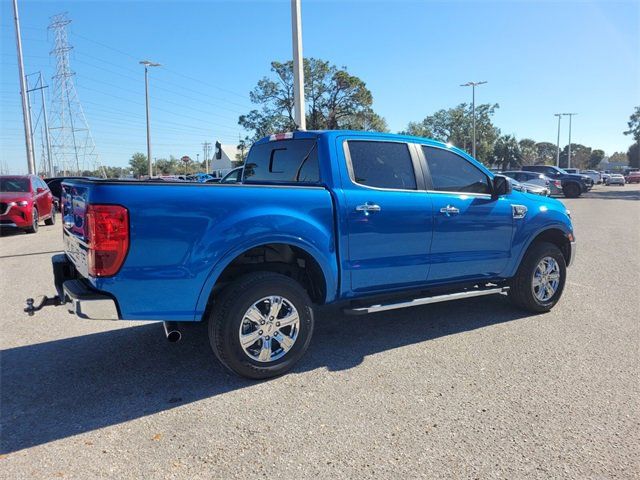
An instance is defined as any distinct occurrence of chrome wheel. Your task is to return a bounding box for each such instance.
[532,256,561,302]
[238,295,300,363]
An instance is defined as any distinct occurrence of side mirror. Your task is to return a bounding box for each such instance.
[36,187,45,194]
[492,175,512,199]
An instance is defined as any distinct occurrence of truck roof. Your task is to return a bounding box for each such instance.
[254,129,451,149]
[253,129,473,161]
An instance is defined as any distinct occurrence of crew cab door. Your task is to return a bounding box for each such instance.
[338,138,433,293]
[33,177,51,217]
[421,145,513,283]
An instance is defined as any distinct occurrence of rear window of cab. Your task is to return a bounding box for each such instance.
[243,139,319,184]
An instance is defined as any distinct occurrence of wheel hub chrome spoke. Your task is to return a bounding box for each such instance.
[277,311,299,329]
[240,329,261,347]
[273,331,294,351]
[244,305,266,324]
[238,295,300,363]
[258,337,272,362]
[267,296,283,321]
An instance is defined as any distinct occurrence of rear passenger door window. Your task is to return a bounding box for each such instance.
[422,146,491,194]
[347,141,417,190]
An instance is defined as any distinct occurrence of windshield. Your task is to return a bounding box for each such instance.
[0,177,30,193]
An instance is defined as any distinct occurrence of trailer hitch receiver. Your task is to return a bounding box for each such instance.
[24,295,63,316]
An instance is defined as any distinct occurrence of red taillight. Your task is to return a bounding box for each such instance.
[86,204,129,277]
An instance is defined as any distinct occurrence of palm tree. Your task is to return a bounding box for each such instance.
[493,135,523,170]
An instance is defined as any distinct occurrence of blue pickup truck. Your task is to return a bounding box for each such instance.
[28,130,575,379]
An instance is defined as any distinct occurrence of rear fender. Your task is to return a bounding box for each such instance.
[194,230,338,321]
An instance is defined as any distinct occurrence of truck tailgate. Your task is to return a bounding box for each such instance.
[61,182,90,277]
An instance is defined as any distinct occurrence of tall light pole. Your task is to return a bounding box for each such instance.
[39,72,53,176]
[460,81,487,159]
[563,113,577,169]
[291,0,306,130]
[12,0,35,174]
[554,113,563,167]
[140,60,161,178]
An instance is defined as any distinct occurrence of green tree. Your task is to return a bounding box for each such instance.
[624,106,640,142]
[493,135,522,170]
[239,58,387,141]
[587,149,605,170]
[404,103,500,164]
[518,138,537,165]
[100,166,127,178]
[627,142,639,168]
[624,107,640,169]
[559,144,591,169]
[608,152,628,165]
[129,152,148,178]
[535,142,557,165]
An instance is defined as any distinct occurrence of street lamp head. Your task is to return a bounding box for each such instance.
[460,81,488,87]
[139,60,161,67]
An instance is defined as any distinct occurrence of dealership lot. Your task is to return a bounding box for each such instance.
[1,185,638,479]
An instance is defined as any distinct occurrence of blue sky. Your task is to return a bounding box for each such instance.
[1,0,638,173]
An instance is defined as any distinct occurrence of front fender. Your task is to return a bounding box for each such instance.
[505,198,573,277]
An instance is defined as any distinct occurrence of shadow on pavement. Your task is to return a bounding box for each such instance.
[0,228,26,237]
[1,295,532,453]
[584,189,640,201]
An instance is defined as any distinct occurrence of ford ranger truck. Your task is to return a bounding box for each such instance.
[27,131,576,379]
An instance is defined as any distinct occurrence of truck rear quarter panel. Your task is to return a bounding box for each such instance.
[85,182,337,321]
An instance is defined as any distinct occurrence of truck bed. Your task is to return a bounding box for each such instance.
[61,179,337,321]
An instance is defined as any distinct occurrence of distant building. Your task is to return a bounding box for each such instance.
[210,143,240,176]
[598,160,628,172]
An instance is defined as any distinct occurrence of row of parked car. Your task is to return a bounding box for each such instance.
[497,166,639,198]
[496,165,594,198]
[3,162,637,235]
[564,168,640,186]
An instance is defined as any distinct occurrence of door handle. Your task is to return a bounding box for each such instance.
[355,203,382,214]
[439,205,460,216]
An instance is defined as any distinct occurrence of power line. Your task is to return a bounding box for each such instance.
[69,30,252,102]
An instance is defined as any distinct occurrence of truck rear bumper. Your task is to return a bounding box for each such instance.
[53,254,120,320]
[63,279,120,320]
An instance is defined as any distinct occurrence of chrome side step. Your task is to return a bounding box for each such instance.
[344,286,509,315]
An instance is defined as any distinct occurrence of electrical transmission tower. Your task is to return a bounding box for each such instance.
[48,13,102,176]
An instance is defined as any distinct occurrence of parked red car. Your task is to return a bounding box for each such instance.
[626,171,640,184]
[0,175,56,233]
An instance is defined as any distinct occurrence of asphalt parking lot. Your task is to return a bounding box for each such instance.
[1,184,638,479]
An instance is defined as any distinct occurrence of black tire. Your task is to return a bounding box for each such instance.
[208,271,314,379]
[508,241,566,313]
[25,208,38,234]
[44,208,56,226]
[562,183,581,198]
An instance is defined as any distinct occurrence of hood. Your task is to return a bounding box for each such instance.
[515,189,566,208]
[565,173,589,182]
[0,192,33,203]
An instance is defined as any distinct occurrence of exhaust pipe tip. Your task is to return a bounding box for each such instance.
[166,330,181,343]
[163,322,182,343]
